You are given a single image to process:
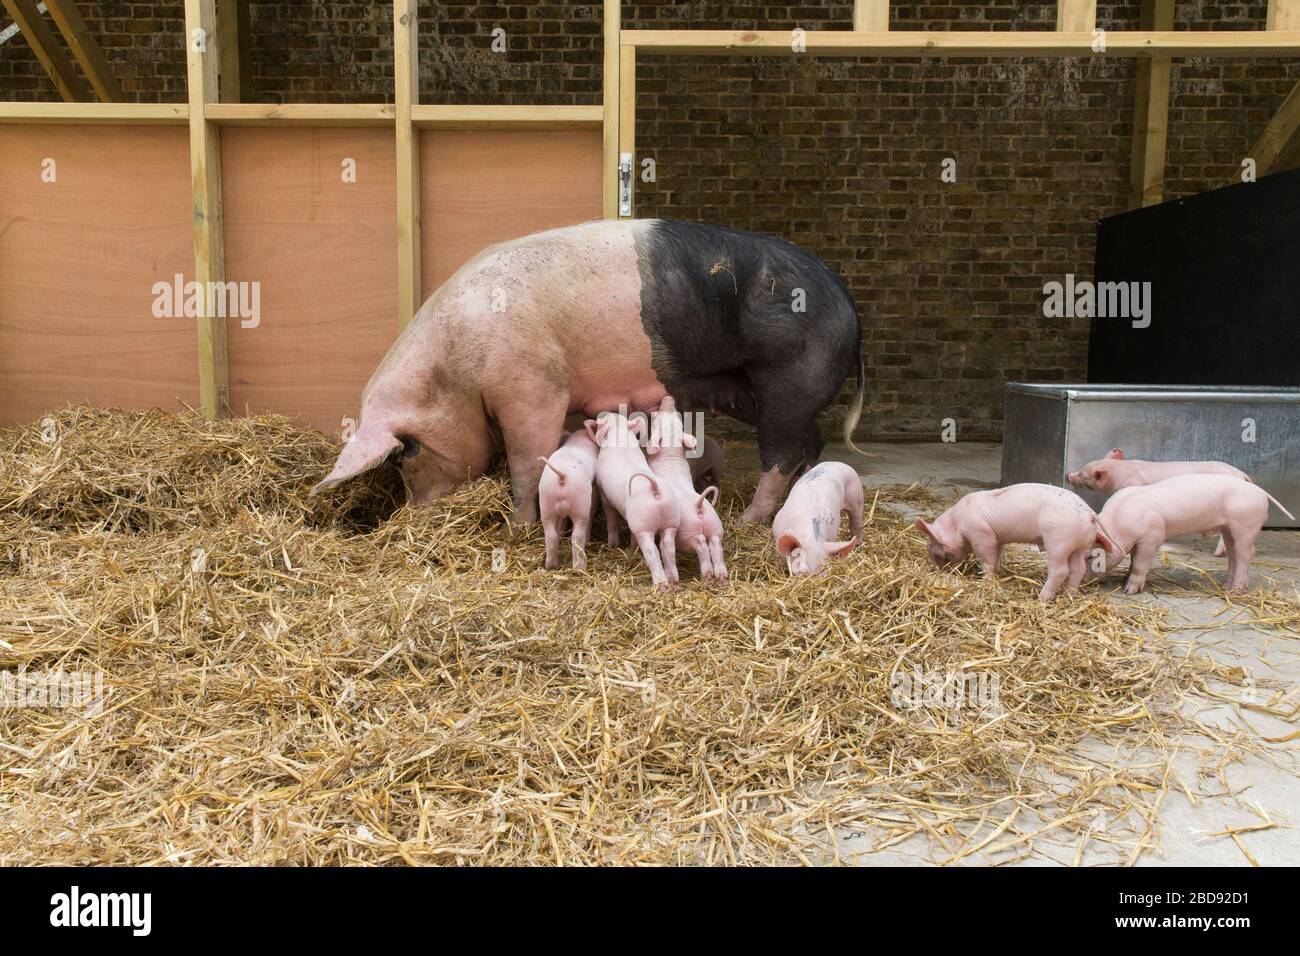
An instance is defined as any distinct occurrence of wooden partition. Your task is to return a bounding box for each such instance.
[222,128,397,433]
[0,126,197,425]
[419,129,603,291]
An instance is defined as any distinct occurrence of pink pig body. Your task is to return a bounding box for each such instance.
[1067,448,1249,494]
[537,430,600,571]
[1097,473,1276,592]
[916,483,1112,602]
[647,397,728,582]
[587,412,681,591]
[771,462,864,575]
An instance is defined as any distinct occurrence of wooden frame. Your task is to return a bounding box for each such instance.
[3,2,1300,421]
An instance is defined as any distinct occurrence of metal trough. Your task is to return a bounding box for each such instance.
[1000,384,1300,528]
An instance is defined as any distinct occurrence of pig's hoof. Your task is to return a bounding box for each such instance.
[1124,581,1145,595]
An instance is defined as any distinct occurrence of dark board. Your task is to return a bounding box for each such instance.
[1089,167,1300,386]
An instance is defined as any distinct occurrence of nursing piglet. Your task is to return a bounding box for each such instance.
[771,462,864,575]
[915,483,1114,602]
[1096,474,1277,593]
[537,429,600,571]
[586,412,681,591]
[647,396,728,582]
[689,435,726,491]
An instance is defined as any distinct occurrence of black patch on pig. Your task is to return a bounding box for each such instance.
[634,220,861,473]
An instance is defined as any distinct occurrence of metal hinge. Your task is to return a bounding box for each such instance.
[618,152,633,217]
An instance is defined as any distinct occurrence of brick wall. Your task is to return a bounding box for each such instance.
[1,2,1294,439]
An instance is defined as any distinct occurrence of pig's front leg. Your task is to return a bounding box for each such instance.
[742,464,794,524]
[967,528,1001,578]
[498,398,568,525]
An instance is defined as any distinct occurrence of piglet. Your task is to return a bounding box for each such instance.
[915,483,1115,602]
[537,429,600,571]
[586,411,681,591]
[689,435,726,491]
[1096,474,1280,593]
[647,396,728,582]
[771,462,864,575]
[1068,448,1293,555]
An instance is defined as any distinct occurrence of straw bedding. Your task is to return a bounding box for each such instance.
[0,406,1293,865]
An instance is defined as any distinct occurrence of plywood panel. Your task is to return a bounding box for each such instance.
[221,127,397,434]
[0,125,196,426]
[419,129,603,293]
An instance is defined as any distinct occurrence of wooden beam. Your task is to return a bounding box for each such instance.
[621,30,1300,57]
[208,102,396,126]
[853,1,888,31]
[0,102,188,123]
[602,0,620,219]
[184,0,229,420]
[1129,0,1174,208]
[394,0,420,331]
[217,0,251,103]
[411,104,601,129]
[617,45,635,218]
[1268,1,1300,31]
[1,0,91,101]
[1056,1,1097,33]
[1238,78,1300,180]
[43,0,123,102]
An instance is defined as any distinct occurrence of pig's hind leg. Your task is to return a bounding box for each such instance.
[1223,527,1257,591]
[542,515,562,570]
[1039,543,1074,602]
[634,531,670,591]
[658,528,680,586]
[570,515,590,571]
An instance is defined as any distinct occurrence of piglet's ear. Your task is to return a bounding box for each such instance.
[824,539,857,559]
[1105,448,1124,460]
[583,419,600,444]
[914,517,940,543]
[776,531,801,557]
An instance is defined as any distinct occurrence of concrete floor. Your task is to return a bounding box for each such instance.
[740,439,1300,866]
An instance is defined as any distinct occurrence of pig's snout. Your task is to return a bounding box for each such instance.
[1066,471,1081,486]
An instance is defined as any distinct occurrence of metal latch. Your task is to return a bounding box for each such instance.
[618,152,633,217]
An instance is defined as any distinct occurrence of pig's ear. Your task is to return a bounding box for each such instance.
[914,518,940,543]
[583,419,601,444]
[824,539,857,558]
[310,426,402,496]
[1106,448,1124,460]
[776,531,801,557]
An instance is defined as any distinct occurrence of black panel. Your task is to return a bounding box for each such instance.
[1089,168,1300,386]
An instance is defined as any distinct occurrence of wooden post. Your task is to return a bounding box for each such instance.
[617,44,635,218]
[1237,79,1300,181]
[602,0,620,219]
[853,0,889,31]
[43,0,123,102]
[184,0,229,419]
[217,0,251,103]
[1267,0,1300,31]
[1055,0,1097,32]
[1129,0,1174,208]
[1,0,91,102]
[394,0,421,330]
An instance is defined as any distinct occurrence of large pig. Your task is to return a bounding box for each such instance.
[915,483,1116,602]
[1095,474,1279,592]
[310,220,865,524]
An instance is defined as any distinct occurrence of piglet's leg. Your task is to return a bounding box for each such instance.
[689,535,714,581]
[635,531,670,591]
[603,494,622,548]
[1066,548,1087,591]
[542,517,561,570]
[968,529,1001,578]
[1039,545,1073,602]
[1226,528,1256,591]
[708,536,728,583]
[570,516,590,571]
[1124,540,1159,594]
[845,479,865,543]
[659,528,680,586]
